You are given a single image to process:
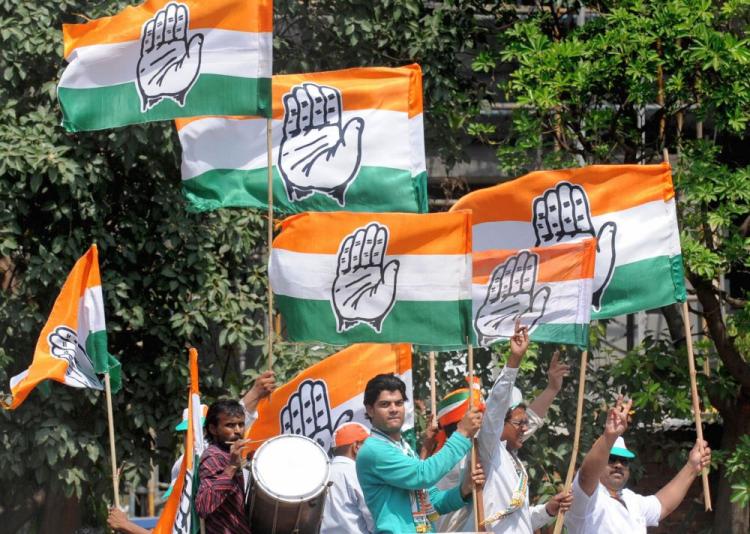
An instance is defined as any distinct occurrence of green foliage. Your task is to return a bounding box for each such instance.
[725,435,750,507]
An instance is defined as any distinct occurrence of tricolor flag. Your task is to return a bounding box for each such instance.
[269,211,473,346]
[152,348,205,534]
[176,65,427,213]
[472,240,595,348]
[247,344,414,452]
[59,0,272,131]
[4,245,121,409]
[452,163,686,319]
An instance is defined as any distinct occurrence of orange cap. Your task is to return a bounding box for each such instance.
[333,422,370,447]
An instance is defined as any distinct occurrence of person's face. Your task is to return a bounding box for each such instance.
[208,412,245,444]
[366,390,405,435]
[501,406,528,450]
[600,455,631,491]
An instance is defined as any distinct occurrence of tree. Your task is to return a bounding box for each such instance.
[466,1,750,531]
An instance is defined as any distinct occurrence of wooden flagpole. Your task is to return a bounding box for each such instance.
[681,300,713,510]
[429,351,437,417]
[552,349,588,534]
[266,118,275,370]
[662,147,712,510]
[467,343,485,531]
[104,373,120,508]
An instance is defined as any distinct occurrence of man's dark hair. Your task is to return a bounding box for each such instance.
[205,399,244,443]
[364,373,408,407]
[443,422,458,439]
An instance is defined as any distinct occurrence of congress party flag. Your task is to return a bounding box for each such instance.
[247,344,414,452]
[4,245,121,409]
[269,211,473,346]
[153,348,205,534]
[452,163,686,319]
[176,65,427,213]
[59,0,272,131]
[472,240,595,348]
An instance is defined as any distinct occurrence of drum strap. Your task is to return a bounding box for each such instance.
[370,428,439,533]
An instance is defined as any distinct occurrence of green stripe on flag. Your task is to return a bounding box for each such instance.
[593,254,686,319]
[275,295,473,346]
[183,168,428,214]
[529,323,589,348]
[85,330,121,392]
[59,75,272,131]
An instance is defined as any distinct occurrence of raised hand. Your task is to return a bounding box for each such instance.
[604,396,632,439]
[278,83,365,205]
[280,378,354,450]
[688,439,711,474]
[547,351,571,393]
[475,250,550,346]
[47,326,102,389]
[332,223,399,333]
[532,182,617,311]
[136,3,204,112]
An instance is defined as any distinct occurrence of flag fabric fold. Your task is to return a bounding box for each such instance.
[471,240,595,348]
[153,348,204,534]
[452,163,686,319]
[59,0,272,131]
[176,64,427,214]
[247,343,414,452]
[269,211,474,346]
[4,245,120,410]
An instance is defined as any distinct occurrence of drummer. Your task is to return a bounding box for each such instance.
[320,422,375,533]
[356,373,484,533]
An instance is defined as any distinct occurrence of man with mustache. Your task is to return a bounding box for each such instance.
[356,373,484,533]
[565,396,712,534]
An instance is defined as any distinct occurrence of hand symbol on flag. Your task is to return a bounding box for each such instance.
[532,182,617,311]
[278,83,365,206]
[475,251,550,346]
[332,223,399,333]
[47,326,102,389]
[136,3,203,112]
[280,379,354,450]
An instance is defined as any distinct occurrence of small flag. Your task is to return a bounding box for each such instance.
[4,245,121,409]
[269,211,473,346]
[59,0,272,131]
[176,65,427,213]
[247,344,414,452]
[153,348,205,534]
[452,163,686,319]
[472,240,595,348]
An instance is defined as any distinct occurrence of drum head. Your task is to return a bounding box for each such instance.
[252,434,330,502]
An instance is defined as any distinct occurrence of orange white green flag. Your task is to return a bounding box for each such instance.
[152,348,204,534]
[176,65,427,213]
[4,245,121,410]
[58,0,272,131]
[452,163,686,320]
[269,211,473,346]
[472,240,595,348]
[247,344,414,452]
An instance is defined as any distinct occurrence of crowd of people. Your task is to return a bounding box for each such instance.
[107,323,710,533]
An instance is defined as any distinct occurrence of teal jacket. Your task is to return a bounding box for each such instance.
[356,430,472,533]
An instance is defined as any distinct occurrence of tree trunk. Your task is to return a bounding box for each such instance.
[38,490,81,534]
[714,391,750,533]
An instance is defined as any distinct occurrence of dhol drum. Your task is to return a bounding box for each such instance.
[248,434,331,534]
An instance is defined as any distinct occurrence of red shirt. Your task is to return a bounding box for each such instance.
[195,443,251,534]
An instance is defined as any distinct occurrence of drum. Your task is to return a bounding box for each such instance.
[248,434,331,534]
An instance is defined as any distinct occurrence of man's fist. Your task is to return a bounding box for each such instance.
[456,406,483,439]
[688,439,711,475]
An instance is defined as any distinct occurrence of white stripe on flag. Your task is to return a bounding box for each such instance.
[60,30,273,89]
[270,250,472,301]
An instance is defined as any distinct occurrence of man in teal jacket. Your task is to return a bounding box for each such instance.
[356,373,483,533]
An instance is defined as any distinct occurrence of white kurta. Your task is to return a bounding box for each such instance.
[461,367,553,534]
[320,455,375,534]
[565,473,661,534]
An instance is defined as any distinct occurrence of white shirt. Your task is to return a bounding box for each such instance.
[462,367,551,534]
[435,407,544,532]
[565,473,662,534]
[320,456,375,534]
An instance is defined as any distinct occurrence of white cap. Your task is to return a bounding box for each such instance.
[510,387,524,410]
